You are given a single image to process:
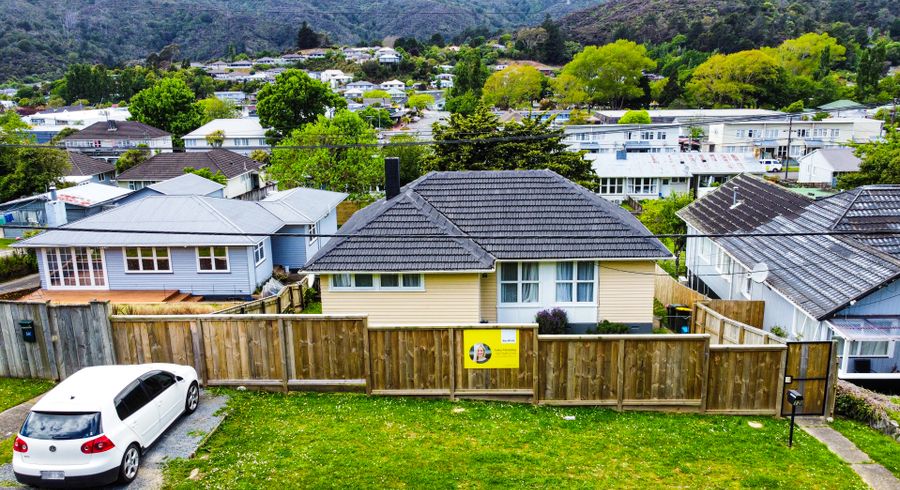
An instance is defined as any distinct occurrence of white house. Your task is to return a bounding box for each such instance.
[680,175,900,385]
[213,91,247,104]
[24,106,131,144]
[182,118,267,155]
[380,79,405,91]
[594,109,784,139]
[320,70,353,89]
[797,148,861,186]
[564,124,681,156]
[62,121,173,162]
[376,47,401,64]
[707,118,884,159]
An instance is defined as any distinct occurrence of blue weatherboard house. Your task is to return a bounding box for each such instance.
[14,188,346,299]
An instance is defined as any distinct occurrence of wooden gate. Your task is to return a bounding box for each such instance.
[781,341,833,416]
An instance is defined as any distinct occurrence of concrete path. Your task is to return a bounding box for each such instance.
[798,418,900,490]
[0,396,42,441]
[0,274,39,295]
[0,390,228,489]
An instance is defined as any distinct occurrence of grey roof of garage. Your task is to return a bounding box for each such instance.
[678,175,900,320]
[304,170,672,272]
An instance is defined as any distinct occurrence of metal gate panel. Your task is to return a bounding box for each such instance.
[781,341,832,416]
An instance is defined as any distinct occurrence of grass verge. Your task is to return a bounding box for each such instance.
[831,418,900,478]
[301,301,322,314]
[163,391,864,489]
[0,238,15,250]
[0,378,54,413]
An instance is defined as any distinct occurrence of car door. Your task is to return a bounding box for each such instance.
[143,371,182,431]
[115,380,160,446]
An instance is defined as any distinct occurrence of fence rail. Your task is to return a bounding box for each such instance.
[2,305,812,416]
[692,302,785,345]
[214,280,308,315]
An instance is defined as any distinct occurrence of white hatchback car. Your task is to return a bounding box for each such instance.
[12,363,199,488]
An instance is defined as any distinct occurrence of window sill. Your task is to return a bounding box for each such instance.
[124,270,174,274]
[197,270,231,274]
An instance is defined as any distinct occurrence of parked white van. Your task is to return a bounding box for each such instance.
[759,159,783,172]
[12,364,199,488]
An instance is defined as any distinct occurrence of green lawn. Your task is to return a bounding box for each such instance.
[831,418,900,478]
[0,378,54,412]
[301,301,322,314]
[164,391,864,489]
[0,238,14,250]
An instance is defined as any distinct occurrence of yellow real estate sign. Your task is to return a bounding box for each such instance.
[463,329,519,369]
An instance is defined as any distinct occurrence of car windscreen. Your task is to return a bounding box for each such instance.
[20,412,101,440]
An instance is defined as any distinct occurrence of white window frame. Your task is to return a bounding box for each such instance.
[846,340,894,358]
[555,261,596,304]
[741,268,752,298]
[253,240,266,266]
[599,178,624,195]
[123,247,172,273]
[43,247,108,290]
[629,178,657,195]
[196,246,230,273]
[716,249,733,280]
[329,273,424,291]
[499,262,540,304]
[308,222,318,245]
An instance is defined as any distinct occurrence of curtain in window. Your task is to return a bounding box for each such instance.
[556,262,573,302]
[521,263,539,303]
[332,274,350,287]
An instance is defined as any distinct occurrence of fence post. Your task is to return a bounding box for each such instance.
[531,327,539,405]
[825,340,839,419]
[448,327,457,401]
[738,325,746,345]
[193,318,208,386]
[699,336,711,413]
[616,339,625,411]
[278,318,289,393]
[717,317,725,344]
[775,347,787,416]
[362,317,372,396]
[33,302,59,381]
[690,302,699,333]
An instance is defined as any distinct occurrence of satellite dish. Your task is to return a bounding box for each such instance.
[750,263,769,283]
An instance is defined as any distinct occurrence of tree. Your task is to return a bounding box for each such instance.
[837,129,900,188]
[61,64,113,104]
[0,112,69,202]
[249,149,270,165]
[382,134,432,185]
[539,15,566,65]
[618,109,651,124]
[447,48,490,114]
[856,43,887,101]
[183,167,228,185]
[481,65,544,109]
[429,33,445,48]
[768,33,846,78]
[171,68,215,99]
[444,91,480,115]
[129,78,204,140]
[268,110,382,194]
[296,22,321,50]
[638,192,694,277]
[199,97,239,123]
[205,130,225,148]
[358,105,392,129]
[362,89,391,100]
[782,100,804,113]
[48,127,79,145]
[686,50,784,107]
[115,148,149,173]
[557,41,656,108]
[425,106,595,187]
[407,93,435,113]
[256,69,346,142]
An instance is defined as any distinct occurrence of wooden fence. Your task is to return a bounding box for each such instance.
[654,265,707,306]
[692,303,784,345]
[215,281,307,315]
[0,301,115,380]
[702,299,766,329]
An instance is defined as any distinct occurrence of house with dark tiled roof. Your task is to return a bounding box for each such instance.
[304,167,672,328]
[63,152,116,185]
[62,121,173,161]
[115,149,267,199]
[679,174,900,385]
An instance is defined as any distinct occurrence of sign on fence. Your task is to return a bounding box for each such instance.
[463,329,519,369]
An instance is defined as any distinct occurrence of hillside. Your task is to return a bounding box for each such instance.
[561,0,899,53]
[0,0,600,80]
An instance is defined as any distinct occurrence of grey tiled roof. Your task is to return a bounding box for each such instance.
[678,175,900,320]
[146,173,225,196]
[64,121,170,140]
[66,152,115,177]
[116,149,264,181]
[305,170,672,272]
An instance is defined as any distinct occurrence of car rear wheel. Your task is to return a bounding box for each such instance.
[185,382,200,414]
[118,443,141,484]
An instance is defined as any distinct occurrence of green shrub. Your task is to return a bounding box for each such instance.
[835,389,876,423]
[770,326,788,338]
[535,308,568,334]
[589,320,630,334]
[0,251,37,282]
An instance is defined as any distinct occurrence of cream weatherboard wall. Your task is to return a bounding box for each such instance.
[320,273,481,324]
[480,272,497,323]
[597,261,655,324]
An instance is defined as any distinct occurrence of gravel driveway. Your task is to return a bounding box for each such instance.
[0,390,227,490]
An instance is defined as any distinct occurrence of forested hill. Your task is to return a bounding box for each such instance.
[560,0,899,52]
[0,0,600,80]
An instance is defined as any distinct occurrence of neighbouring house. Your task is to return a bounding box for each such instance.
[706,118,883,158]
[380,79,405,91]
[565,123,681,155]
[679,174,900,387]
[23,106,131,144]
[303,167,672,328]
[62,120,173,162]
[818,99,868,119]
[118,173,225,204]
[62,152,117,186]
[346,80,376,91]
[320,70,353,89]
[213,91,247,105]
[797,148,861,186]
[376,47,401,64]
[260,187,347,272]
[590,152,766,203]
[13,187,346,299]
[115,149,267,199]
[182,118,267,155]
[0,184,133,238]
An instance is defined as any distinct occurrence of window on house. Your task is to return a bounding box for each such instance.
[500,262,539,303]
[848,341,891,357]
[716,249,733,278]
[331,273,423,290]
[599,178,624,194]
[699,238,712,260]
[747,129,758,138]
[45,247,106,287]
[765,129,778,138]
[197,247,229,272]
[234,138,249,147]
[253,241,266,265]
[735,129,746,138]
[657,131,667,140]
[629,178,657,195]
[741,270,752,297]
[640,131,654,140]
[796,129,808,137]
[830,129,840,138]
[555,262,595,303]
[124,247,171,272]
[308,222,318,245]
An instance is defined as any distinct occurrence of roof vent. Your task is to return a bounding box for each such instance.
[107,120,117,132]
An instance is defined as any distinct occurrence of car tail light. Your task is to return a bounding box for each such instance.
[81,435,115,454]
[13,437,28,453]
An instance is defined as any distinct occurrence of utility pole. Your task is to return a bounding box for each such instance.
[783,115,793,182]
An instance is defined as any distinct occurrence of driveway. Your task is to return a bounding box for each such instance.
[0,390,227,489]
[0,274,39,295]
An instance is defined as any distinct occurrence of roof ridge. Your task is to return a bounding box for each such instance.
[192,195,254,244]
[830,188,864,231]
